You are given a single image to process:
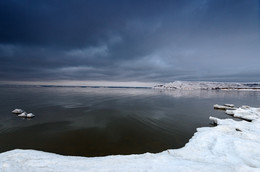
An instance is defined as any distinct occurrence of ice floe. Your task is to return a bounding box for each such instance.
[224,104,234,107]
[228,107,260,121]
[1,105,260,172]
[213,104,237,110]
[154,81,260,90]
[12,109,35,118]
[17,112,35,118]
[11,109,24,114]
[17,112,27,117]
[26,113,35,118]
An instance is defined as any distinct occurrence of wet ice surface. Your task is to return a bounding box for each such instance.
[0,105,260,172]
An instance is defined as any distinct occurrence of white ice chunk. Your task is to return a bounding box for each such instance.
[209,116,219,124]
[232,107,260,121]
[225,110,235,115]
[26,113,35,118]
[12,109,24,114]
[214,104,236,110]
[224,104,234,107]
[17,112,35,118]
[17,112,27,117]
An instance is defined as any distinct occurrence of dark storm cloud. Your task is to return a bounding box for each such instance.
[0,0,259,83]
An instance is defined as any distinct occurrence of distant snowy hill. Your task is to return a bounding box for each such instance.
[154,81,260,90]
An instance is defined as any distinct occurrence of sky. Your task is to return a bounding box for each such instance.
[0,0,259,86]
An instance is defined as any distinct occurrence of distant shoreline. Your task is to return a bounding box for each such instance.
[0,84,152,89]
[154,81,260,91]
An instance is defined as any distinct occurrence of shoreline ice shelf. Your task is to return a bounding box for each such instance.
[1,104,260,172]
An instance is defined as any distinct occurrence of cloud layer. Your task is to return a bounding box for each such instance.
[0,0,259,83]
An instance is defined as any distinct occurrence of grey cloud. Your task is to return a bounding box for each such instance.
[0,0,259,83]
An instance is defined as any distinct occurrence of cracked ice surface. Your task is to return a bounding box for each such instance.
[0,105,260,172]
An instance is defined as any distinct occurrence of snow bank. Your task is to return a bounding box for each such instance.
[1,105,260,172]
[154,81,260,90]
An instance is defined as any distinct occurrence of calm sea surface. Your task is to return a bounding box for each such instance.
[0,86,259,157]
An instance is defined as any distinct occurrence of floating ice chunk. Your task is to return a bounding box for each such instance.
[224,104,234,107]
[241,105,250,109]
[18,112,27,117]
[213,104,236,110]
[232,107,260,121]
[225,110,235,115]
[26,113,35,118]
[224,107,259,121]
[12,109,24,114]
[17,112,35,118]
[209,116,218,124]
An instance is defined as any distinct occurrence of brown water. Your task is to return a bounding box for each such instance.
[0,86,259,157]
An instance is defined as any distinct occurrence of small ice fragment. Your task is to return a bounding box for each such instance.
[225,110,234,115]
[26,113,35,118]
[18,112,27,117]
[214,104,225,109]
[213,104,229,110]
[12,109,24,114]
[209,116,218,124]
[213,104,236,110]
[241,105,250,109]
[224,104,234,107]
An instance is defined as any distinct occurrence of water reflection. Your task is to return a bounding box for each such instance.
[0,87,259,156]
[154,88,260,99]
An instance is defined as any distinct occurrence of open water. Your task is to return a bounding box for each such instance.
[0,86,259,156]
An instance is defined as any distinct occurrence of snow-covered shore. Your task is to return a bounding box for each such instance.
[154,81,260,90]
[0,105,260,172]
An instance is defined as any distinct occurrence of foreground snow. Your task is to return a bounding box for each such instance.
[154,81,260,90]
[0,105,260,172]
